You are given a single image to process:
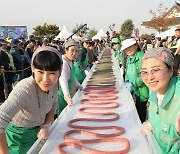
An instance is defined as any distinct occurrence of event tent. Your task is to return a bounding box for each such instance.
[54,25,82,41]
[92,28,107,40]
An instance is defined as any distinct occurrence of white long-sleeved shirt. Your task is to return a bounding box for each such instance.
[59,55,80,97]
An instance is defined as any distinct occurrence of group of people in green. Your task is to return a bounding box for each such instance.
[0,34,179,154]
[112,36,179,153]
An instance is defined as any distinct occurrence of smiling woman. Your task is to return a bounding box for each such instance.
[140,47,180,154]
[0,46,62,154]
[122,37,149,123]
[58,39,83,114]
[32,50,62,92]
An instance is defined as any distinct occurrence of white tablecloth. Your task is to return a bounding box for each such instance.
[27,53,161,154]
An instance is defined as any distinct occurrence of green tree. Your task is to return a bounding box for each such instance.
[32,23,60,41]
[88,28,97,38]
[140,34,152,41]
[120,19,134,38]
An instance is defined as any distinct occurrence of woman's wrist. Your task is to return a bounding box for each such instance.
[41,124,51,128]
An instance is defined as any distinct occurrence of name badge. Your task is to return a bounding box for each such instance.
[162,124,168,132]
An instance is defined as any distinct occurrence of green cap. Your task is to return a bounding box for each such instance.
[111,37,121,43]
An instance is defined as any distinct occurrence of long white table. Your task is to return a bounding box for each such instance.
[27,52,161,154]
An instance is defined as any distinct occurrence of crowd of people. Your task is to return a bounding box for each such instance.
[0,28,179,153]
[0,36,102,103]
[139,28,180,75]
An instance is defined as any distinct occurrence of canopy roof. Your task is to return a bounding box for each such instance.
[92,29,107,40]
[155,27,176,37]
[54,25,82,41]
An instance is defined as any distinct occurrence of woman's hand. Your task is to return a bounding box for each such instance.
[64,95,72,105]
[37,125,50,140]
[140,120,152,134]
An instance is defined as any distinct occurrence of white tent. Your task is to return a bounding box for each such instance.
[72,34,82,41]
[92,28,107,40]
[155,27,176,38]
[54,25,82,41]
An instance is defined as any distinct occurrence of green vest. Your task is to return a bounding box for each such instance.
[58,64,75,114]
[74,49,88,84]
[116,50,122,64]
[125,51,149,102]
[149,76,180,154]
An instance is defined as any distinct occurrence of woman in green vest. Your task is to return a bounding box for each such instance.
[121,37,149,123]
[140,47,180,153]
[0,46,62,154]
[58,39,82,114]
[111,37,123,67]
[74,38,91,84]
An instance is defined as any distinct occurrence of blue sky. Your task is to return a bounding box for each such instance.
[0,0,178,36]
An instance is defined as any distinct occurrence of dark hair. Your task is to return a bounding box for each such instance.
[61,46,70,55]
[175,28,180,32]
[89,41,95,46]
[33,51,62,71]
[30,39,36,45]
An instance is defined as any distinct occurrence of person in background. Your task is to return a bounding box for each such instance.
[42,38,49,47]
[25,39,36,59]
[50,39,59,49]
[19,41,31,79]
[121,37,149,123]
[0,39,14,102]
[29,34,35,41]
[87,41,96,68]
[25,39,36,77]
[0,46,62,154]
[111,37,122,67]
[58,39,82,114]
[5,39,12,52]
[159,38,167,48]
[10,39,25,84]
[19,37,27,50]
[146,40,154,51]
[140,47,180,154]
[139,38,145,51]
[154,37,161,47]
[74,38,91,84]
[171,28,180,76]
[94,39,102,54]
[99,40,104,52]
[59,40,65,54]
[141,39,148,51]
